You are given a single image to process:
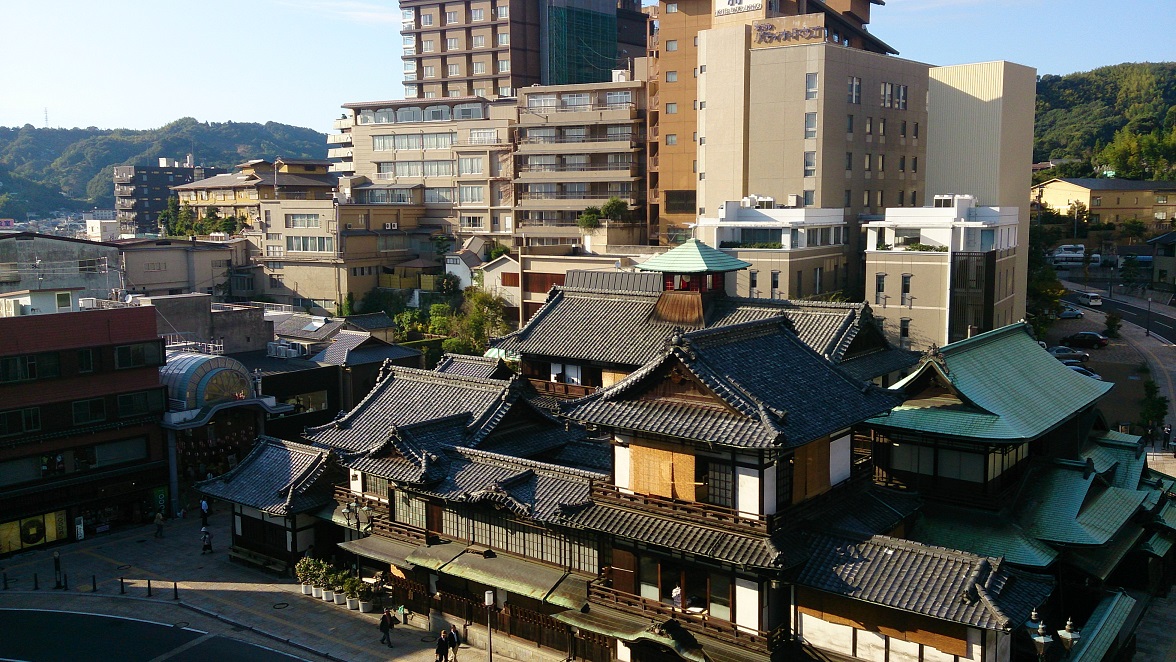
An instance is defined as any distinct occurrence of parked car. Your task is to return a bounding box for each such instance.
[1061,332,1109,349]
[1075,291,1103,306]
[1068,366,1104,381]
[1060,359,1086,367]
[1047,346,1090,362]
[1058,306,1084,319]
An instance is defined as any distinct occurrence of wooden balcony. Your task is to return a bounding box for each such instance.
[588,581,788,653]
[333,486,428,544]
[591,482,774,535]
[527,378,596,399]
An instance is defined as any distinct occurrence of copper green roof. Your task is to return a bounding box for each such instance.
[911,505,1058,568]
[868,323,1112,441]
[1069,591,1136,662]
[635,238,751,273]
[1082,434,1147,490]
[1141,530,1175,557]
[1016,462,1146,546]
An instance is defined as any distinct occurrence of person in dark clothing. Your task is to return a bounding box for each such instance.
[446,627,460,661]
[200,499,210,527]
[435,629,451,662]
[379,608,394,647]
[200,527,213,554]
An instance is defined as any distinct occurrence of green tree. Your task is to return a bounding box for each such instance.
[1067,201,1089,238]
[1120,255,1140,284]
[1121,218,1148,242]
[1140,379,1170,441]
[158,196,181,235]
[488,242,510,260]
[601,196,628,221]
[1104,311,1123,338]
[577,205,602,230]
[435,272,462,298]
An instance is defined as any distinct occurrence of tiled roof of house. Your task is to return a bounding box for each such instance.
[797,532,1055,631]
[564,270,662,294]
[868,324,1112,441]
[274,314,348,341]
[911,504,1060,569]
[345,312,396,331]
[635,238,752,273]
[563,319,905,449]
[1082,432,1148,491]
[1014,460,1147,546]
[1037,177,1176,192]
[1068,591,1136,662]
[492,285,889,371]
[195,437,335,516]
[434,353,513,380]
[310,330,420,366]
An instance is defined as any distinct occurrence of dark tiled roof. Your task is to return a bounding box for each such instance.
[345,312,396,330]
[310,330,420,366]
[226,349,323,376]
[564,270,662,293]
[798,532,1055,630]
[838,348,921,382]
[171,171,338,190]
[275,314,348,341]
[563,320,905,449]
[195,437,335,515]
[492,286,880,369]
[1148,230,1176,246]
[803,484,923,537]
[1038,177,1176,191]
[304,367,513,453]
[434,353,514,380]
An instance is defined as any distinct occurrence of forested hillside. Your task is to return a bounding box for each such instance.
[1034,62,1176,181]
[0,118,326,218]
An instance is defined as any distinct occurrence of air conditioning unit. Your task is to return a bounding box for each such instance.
[78,298,97,309]
[786,194,801,208]
[286,347,301,359]
[384,222,398,230]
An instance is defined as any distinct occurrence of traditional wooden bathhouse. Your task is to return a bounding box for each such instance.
[862,323,1176,661]
[491,240,917,402]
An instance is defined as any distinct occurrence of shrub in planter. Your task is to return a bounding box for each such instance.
[343,577,363,610]
[295,557,318,594]
[357,580,377,613]
[330,571,348,604]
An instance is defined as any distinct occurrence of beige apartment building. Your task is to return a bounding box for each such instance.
[864,194,1020,350]
[251,199,429,314]
[647,0,893,245]
[1032,178,1176,232]
[695,197,850,299]
[170,159,337,226]
[514,73,648,248]
[119,237,252,298]
[333,97,517,247]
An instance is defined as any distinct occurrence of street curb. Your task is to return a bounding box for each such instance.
[1066,303,1173,346]
[0,589,344,661]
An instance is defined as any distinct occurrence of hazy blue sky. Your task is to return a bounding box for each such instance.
[1,0,1170,132]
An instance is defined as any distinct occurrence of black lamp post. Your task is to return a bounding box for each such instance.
[1146,297,1153,337]
[1057,618,1081,657]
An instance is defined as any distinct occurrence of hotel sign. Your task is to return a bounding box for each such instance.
[715,0,763,17]
[753,21,826,44]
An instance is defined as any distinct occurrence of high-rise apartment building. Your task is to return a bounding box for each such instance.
[647,0,889,245]
[399,0,647,100]
[114,158,225,236]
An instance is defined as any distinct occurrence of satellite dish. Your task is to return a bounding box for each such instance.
[614,260,622,270]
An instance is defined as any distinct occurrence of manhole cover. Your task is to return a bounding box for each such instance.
[117,564,132,570]
[273,602,289,610]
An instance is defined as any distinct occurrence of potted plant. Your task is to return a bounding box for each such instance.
[332,572,348,605]
[294,557,317,595]
[357,580,377,613]
[309,559,327,599]
[343,576,363,610]
[321,566,338,602]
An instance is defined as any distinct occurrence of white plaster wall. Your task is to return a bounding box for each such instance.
[799,613,854,656]
[889,637,921,662]
[736,466,760,517]
[734,578,760,632]
[616,642,632,662]
[830,434,851,486]
[295,527,315,553]
[924,644,956,662]
[349,470,362,493]
[614,445,631,492]
[856,630,887,662]
[763,463,777,516]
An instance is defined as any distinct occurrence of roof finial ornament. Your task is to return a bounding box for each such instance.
[922,344,949,375]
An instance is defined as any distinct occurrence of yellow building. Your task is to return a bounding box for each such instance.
[171,159,337,226]
[1032,178,1176,232]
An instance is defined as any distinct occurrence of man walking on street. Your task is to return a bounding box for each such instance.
[154,511,165,538]
[446,627,460,661]
[200,527,213,554]
[435,629,451,662]
[200,499,210,527]
[379,608,394,647]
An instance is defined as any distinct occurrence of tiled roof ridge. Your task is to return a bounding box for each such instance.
[557,286,662,301]
[513,288,565,341]
[938,322,1032,356]
[684,315,786,346]
[280,448,333,511]
[438,353,501,367]
[456,446,610,480]
[822,308,861,360]
[725,296,866,312]
[843,532,1003,566]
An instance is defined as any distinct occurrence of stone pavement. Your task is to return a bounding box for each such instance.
[0,509,564,662]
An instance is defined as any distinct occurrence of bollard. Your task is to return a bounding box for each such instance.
[173,582,179,600]
[63,574,68,591]
[92,575,97,593]
[147,579,152,597]
[33,573,38,590]
[120,577,125,594]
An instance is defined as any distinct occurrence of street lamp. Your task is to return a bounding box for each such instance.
[1057,618,1081,657]
[1031,621,1054,661]
[342,501,373,535]
[485,589,495,662]
[1146,297,1153,337]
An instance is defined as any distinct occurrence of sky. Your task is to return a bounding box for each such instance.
[1,0,1172,133]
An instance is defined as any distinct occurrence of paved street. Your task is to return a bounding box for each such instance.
[0,509,562,662]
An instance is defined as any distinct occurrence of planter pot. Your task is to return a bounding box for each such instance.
[301,584,313,595]
[334,593,347,605]
[358,600,375,613]
[322,589,335,602]
[346,597,359,610]
[312,587,323,599]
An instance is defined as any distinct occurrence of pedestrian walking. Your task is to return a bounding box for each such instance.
[435,629,451,662]
[200,499,210,527]
[200,527,213,554]
[446,627,460,661]
[378,608,395,647]
[154,511,165,538]
[1164,424,1172,446]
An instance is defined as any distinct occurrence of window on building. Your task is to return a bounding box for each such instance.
[898,156,906,172]
[1091,196,1102,207]
[912,157,918,173]
[472,61,486,74]
[814,266,823,294]
[667,2,678,11]
[666,71,678,82]
[666,40,678,51]
[422,65,436,78]
[1156,194,1168,204]
[286,236,335,252]
[115,343,161,369]
[421,13,433,25]
[847,114,854,133]
[877,190,884,207]
[422,40,434,52]
[913,122,920,138]
[363,474,389,499]
[881,82,893,108]
[496,6,508,18]
[117,390,164,417]
[472,8,484,20]
[666,134,678,145]
[459,156,484,174]
[878,118,886,136]
[665,103,678,114]
[901,274,912,306]
[497,33,509,45]
[911,190,918,206]
[498,86,511,96]
[446,37,459,50]
[900,120,908,137]
[803,151,816,177]
[447,64,460,76]
[896,85,908,110]
[805,72,818,99]
[0,407,39,436]
[845,151,853,171]
[793,270,803,297]
[804,112,817,139]
[472,35,486,47]
[877,154,884,172]
[497,60,510,72]
[865,117,873,135]
[803,190,815,206]
[900,318,911,346]
[749,270,758,292]
[72,398,106,425]
[771,271,780,291]
[459,185,485,203]
[847,76,861,104]
[863,190,871,207]
[864,153,872,171]
[875,273,886,304]
[445,10,457,23]
[898,190,905,206]
[844,189,852,208]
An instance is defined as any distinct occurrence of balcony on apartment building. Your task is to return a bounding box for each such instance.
[113,170,135,184]
[326,132,353,145]
[327,147,354,160]
[114,186,136,197]
[514,162,639,182]
[115,198,137,209]
[332,117,353,130]
[518,101,639,125]
[515,133,643,154]
[515,189,642,211]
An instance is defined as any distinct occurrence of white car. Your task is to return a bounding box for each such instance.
[1075,292,1102,306]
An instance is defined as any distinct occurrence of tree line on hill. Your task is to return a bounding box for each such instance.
[0,117,326,219]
